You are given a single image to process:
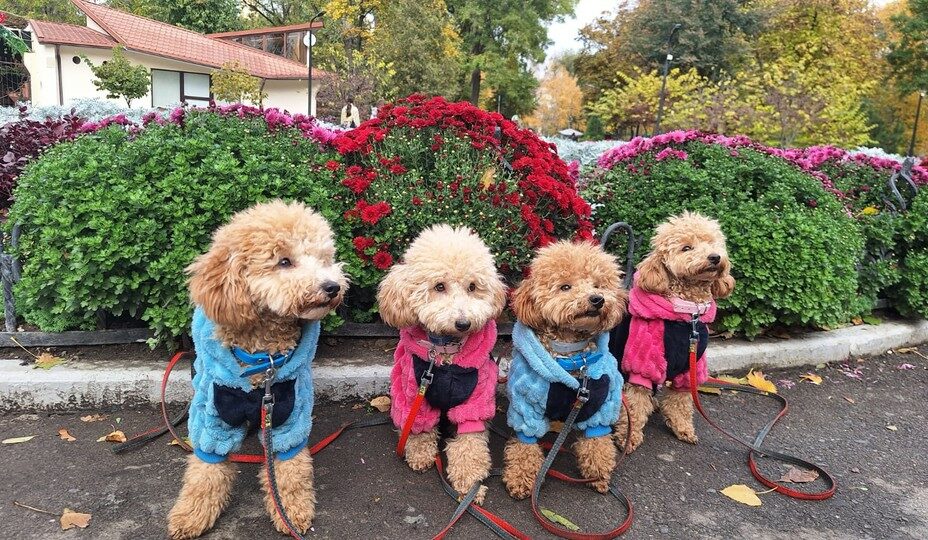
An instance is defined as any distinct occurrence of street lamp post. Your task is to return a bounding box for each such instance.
[908,91,925,157]
[654,23,682,136]
[306,10,325,117]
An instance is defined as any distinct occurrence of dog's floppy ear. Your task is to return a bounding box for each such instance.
[636,252,670,294]
[376,263,418,328]
[486,274,508,320]
[187,244,258,329]
[711,272,735,299]
[510,278,544,330]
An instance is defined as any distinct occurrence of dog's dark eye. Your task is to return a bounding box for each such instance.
[468,283,477,292]
[434,283,446,292]
[681,246,692,252]
[560,284,571,291]
[278,257,292,268]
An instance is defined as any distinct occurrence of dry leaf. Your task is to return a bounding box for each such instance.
[747,370,777,394]
[779,466,819,483]
[698,385,722,395]
[97,430,127,443]
[351,403,364,410]
[58,428,76,442]
[715,375,748,385]
[2,435,35,444]
[843,396,856,404]
[479,167,497,190]
[60,508,91,530]
[851,317,863,326]
[369,396,391,413]
[895,347,917,354]
[800,373,823,385]
[720,484,762,507]
[886,425,898,432]
[80,414,107,422]
[168,437,190,446]
[34,352,64,370]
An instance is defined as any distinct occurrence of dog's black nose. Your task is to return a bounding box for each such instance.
[708,254,721,265]
[321,281,341,298]
[455,319,471,332]
[589,294,605,309]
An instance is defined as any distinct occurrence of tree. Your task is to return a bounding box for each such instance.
[1,0,82,24]
[524,62,583,136]
[84,46,150,107]
[368,0,462,98]
[886,0,928,94]
[210,61,266,105]
[446,0,577,113]
[164,0,242,33]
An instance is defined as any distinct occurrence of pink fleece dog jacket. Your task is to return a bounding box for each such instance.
[615,285,716,390]
[390,322,498,435]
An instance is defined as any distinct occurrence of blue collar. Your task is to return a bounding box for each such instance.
[232,347,296,378]
[555,350,603,372]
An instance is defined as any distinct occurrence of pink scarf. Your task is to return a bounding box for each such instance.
[389,322,498,435]
[623,285,715,389]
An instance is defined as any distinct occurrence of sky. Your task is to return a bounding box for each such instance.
[546,0,898,59]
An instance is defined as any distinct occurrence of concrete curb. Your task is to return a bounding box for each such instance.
[2,319,926,409]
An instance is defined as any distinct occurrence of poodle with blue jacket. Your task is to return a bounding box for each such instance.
[167,201,347,539]
[504,241,627,498]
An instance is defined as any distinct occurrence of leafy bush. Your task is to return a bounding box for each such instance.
[9,107,342,342]
[585,132,866,337]
[0,109,86,209]
[331,95,594,321]
[894,190,928,317]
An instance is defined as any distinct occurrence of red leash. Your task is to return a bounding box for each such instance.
[686,319,836,500]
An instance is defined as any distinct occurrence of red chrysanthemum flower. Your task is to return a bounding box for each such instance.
[353,236,375,252]
[373,251,393,270]
[360,201,392,224]
[325,160,340,171]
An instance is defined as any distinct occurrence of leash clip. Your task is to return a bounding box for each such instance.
[418,358,436,394]
[262,359,277,407]
[575,376,590,406]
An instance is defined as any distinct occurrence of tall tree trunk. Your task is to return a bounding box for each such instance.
[469,68,481,105]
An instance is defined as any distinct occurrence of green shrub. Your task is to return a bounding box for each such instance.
[9,110,343,342]
[585,137,865,337]
[894,190,928,317]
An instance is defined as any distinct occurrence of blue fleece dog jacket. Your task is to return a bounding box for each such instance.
[187,307,319,462]
[507,321,623,442]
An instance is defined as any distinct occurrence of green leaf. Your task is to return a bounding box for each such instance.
[540,508,580,532]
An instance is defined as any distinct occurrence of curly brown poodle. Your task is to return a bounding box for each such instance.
[613,211,734,453]
[167,200,347,539]
[503,241,628,498]
[377,224,507,504]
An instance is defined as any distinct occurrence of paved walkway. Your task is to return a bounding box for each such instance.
[1,349,925,539]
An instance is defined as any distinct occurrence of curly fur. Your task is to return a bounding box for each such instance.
[169,200,345,538]
[616,212,734,453]
[258,447,316,535]
[378,224,506,501]
[636,211,734,303]
[504,241,627,498]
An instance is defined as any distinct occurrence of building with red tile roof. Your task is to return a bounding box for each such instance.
[18,0,328,114]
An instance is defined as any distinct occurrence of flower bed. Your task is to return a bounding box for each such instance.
[8,105,342,342]
[330,95,593,321]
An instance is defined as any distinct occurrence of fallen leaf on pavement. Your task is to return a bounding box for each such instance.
[800,373,823,385]
[60,508,91,530]
[841,364,863,379]
[697,385,721,395]
[850,467,860,473]
[80,414,107,422]
[540,508,580,531]
[2,436,35,444]
[97,430,127,443]
[815,363,827,369]
[720,484,762,507]
[895,347,917,354]
[351,403,364,410]
[886,425,898,432]
[369,396,391,412]
[747,370,777,394]
[58,428,76,442]
[779,466,819,483]
[843,396,856,404]
[715,375,747,385]
[777,379,795,389]
[851,317,863,326]
[897,363,915,370]
[34,352,64,370]
[168,437,190,446]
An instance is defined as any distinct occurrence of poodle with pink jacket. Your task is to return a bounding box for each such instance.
[377,224,507,503]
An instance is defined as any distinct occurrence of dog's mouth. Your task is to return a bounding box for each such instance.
[578,308,602,319]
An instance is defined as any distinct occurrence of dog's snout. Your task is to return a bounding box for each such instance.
[708,254,721,265]
[321,280,341,298]
[589,294,605,309]
[455,319,471,332]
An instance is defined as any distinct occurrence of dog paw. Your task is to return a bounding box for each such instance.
[269,501,314,536]
[405,452,435,472]
[614,430,642,454]
[167,507,213,540]
[461,484,488,506]
[589,478,611,494]
[502,472,535,500]
[675,430,698,444]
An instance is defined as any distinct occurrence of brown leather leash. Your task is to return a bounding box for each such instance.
[686,315,837,500]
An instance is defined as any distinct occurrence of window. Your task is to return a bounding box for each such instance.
[265,33,284,56]
[151,69,211,107]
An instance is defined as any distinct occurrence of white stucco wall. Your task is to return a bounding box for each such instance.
[23,26,322,115]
